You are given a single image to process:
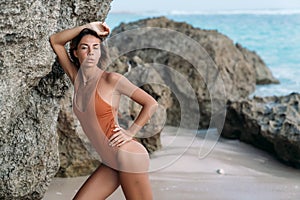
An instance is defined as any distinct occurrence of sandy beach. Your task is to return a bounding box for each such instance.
[43,126,300,200]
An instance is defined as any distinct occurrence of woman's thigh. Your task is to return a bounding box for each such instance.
[117,140,150,173]
[73,164,120,200]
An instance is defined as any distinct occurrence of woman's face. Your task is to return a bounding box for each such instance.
[74,35,101,68]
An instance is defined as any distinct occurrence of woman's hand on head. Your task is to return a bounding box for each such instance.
[87,22,110,37]
[109,125,133,147]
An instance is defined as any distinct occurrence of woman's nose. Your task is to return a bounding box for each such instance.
[88,48,94,55]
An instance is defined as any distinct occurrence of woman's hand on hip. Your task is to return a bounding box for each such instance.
[109,125,133,147]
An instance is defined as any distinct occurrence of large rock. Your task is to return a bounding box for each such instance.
[222,93,300,168]
[236,43,279,85]
[110,17,277,128]
[0,0,112,198]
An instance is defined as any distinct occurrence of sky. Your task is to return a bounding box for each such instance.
[110,0,300,13]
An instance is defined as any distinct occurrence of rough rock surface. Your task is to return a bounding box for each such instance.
[236,43,279,85]
[0,0,112,199]
[222,93,300,168]
[110,17,278,128]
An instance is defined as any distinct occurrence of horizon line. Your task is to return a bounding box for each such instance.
[109,8,300,15]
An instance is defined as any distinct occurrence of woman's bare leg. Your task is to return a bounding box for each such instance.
[119,172,153,200]
[73,164,120,200]
[117,141,153,200]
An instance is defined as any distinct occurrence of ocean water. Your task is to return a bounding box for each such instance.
[106,10,300,97]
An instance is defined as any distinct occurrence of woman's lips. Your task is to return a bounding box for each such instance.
[86,58,95,63]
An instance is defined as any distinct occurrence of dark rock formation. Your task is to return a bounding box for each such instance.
[0,0,112,199]
[236,43,279,85]
[222,93,300,168]
[109,16,278,128]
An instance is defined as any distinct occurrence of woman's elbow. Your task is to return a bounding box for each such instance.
[49,34,62,49]
[153,101,159,110]
[149,99,159,116]
[49,35,55,49]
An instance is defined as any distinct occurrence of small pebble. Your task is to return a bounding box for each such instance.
[216,168,225,175]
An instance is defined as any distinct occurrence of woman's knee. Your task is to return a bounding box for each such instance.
[117,141,150,173]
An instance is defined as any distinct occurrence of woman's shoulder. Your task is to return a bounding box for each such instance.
[103,71,124,84]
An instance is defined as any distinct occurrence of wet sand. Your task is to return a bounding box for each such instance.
[43,126,300,200]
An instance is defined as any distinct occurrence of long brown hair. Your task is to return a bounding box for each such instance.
[69,28,109,69]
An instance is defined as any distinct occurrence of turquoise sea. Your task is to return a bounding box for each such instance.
[106,10,300,97]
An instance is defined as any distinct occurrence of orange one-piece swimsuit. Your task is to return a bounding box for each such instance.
[94,90,118,139]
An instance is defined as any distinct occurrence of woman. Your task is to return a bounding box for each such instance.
[49,22,157,200]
